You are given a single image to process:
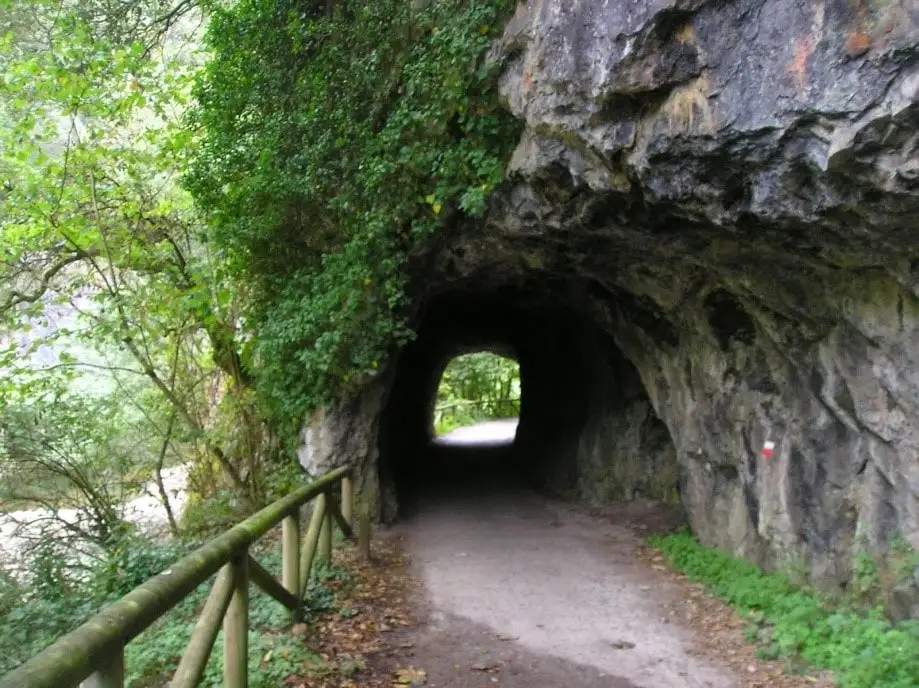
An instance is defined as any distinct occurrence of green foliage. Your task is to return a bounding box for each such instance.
[180,488,248,536]
[433,353,520,434]
[0,536,344,685]
[93,535,193,599]
[843,535,919,613]
[0,536,193,675]
[180,460,305,537]
[649,532,919,688]
[124,549,338,687]
[0,389,148,546]
[1,0,285,510]
[188,0,522,437]
[850,551,884,609]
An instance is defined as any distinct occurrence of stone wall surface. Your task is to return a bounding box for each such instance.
[302,0,919,610]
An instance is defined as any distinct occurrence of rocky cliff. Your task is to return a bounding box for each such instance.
[301,0,919,613]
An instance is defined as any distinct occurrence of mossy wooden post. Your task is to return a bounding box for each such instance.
[0,466,350,688]
[171,566,235,688]
[299,498,326,595]
[81,645,123,688]
[357,494,371,561]
[282,511,300,618]
[224,554,248,688]
[341,473,354,527]
[317,493,333,564]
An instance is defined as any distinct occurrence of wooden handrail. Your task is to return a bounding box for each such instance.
[0,465,359,688]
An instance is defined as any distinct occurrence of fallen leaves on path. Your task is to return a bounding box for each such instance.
[393,666,427,686]
[290,536,421,688]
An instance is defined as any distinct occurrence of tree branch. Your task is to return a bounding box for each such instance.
[0,253,87,313]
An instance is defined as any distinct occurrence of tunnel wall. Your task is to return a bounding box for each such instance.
[297,0,919,615]
[474,0,919,612]
[298,291,680,522]
[515,314,679,504]
[374,294,678,509]
[609,270,919,607]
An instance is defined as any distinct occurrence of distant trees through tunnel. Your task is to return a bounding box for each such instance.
[432,353,520,437]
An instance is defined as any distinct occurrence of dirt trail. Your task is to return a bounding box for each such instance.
[358,422,833,688]
[384,487,741,687]
[367,428,835,688]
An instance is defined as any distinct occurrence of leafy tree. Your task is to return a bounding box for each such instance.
[2,0,523,546]
[0,0,279,541]
[187,0,522,438]
[0,390,141,557]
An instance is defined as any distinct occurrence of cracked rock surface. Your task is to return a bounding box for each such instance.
[302,0,919,611]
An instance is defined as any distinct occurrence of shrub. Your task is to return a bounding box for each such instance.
[648,532,919,688]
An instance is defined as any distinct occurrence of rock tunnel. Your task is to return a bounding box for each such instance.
[377,289,678,513]
[298,0,919,611]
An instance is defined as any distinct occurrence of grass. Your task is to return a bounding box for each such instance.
[648,532,919,688]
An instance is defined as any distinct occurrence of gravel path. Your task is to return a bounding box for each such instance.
[395,488,736,687]
[434,418,519,445]
[378,422,831,688]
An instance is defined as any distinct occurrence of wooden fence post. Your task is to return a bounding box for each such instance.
[299,497,326,595]
[317,495,333,564]
[341,474,353,527]
[282,512,300,618]
[357,495,371,561]
[171,565,235,688]
[81,644,124,688]
[224,553,249,688]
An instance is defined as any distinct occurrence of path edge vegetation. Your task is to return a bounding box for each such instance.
[648,531,919,688]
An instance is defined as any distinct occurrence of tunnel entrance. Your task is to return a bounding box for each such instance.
[376,288,680,519]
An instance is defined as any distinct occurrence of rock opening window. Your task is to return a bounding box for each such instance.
[432,353,520,440]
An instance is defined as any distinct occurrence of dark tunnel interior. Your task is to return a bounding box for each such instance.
[376,288,681,518]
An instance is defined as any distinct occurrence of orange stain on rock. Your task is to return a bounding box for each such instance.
[845,31,872,57]
[788,38,813,89]
[522,65,534,91]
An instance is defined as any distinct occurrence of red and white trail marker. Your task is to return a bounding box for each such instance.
[762,441,775,460]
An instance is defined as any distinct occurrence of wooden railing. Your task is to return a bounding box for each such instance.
[0,465,372,688]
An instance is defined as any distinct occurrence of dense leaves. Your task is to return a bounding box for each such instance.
[0,0,287,518]
[188,0,522,437]
[0,536,343,686]
[0,0,525,677]
[650,532,919,688]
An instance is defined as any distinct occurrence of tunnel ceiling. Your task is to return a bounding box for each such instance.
[300,0,919,613]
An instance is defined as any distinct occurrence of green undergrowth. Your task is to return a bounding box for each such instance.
[126,550,347,687]
[648,532,919,688]
[0,536,351,686]
[188,0,523,442]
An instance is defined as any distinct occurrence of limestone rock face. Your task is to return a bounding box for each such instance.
[484,0,919,593]
[303,0,919,606]
[297,377,397,521]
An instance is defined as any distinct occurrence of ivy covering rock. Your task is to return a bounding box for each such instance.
[188,0,522,441]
